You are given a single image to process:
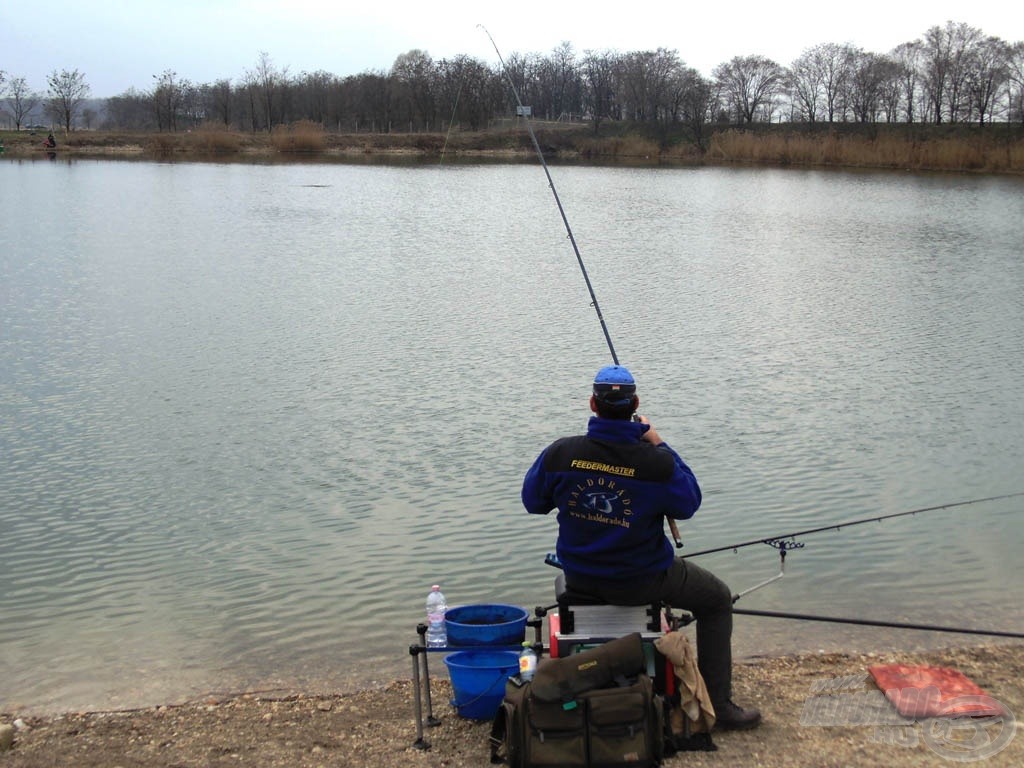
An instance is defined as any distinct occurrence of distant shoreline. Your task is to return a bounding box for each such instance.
[3,123,1023,174]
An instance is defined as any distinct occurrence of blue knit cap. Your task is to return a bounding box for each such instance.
[593,365,637,406]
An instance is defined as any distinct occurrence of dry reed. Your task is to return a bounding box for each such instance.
[271,120,327,152]
[707,129,1024,173]
[4,124,1020,173]
[147,133,181,154]
[189,125,244,153]
[578,135,661,159]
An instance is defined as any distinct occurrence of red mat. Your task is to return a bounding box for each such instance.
[868,664,1004,718]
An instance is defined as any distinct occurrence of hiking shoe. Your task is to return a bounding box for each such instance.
[714,699,762,730]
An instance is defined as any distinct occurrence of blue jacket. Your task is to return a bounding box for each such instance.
[522,417,701,582]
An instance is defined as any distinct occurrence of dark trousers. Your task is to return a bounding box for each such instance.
[566,559,734,706]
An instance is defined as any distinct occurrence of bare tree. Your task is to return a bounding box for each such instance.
[104,88,153,129]
[179,82,204,128]
[618,48,683,124]
[671,67,714,149]
[205,79,234,126]
[391,50,436,130]
[430,56,487,130]
[921,21,985,122]
[790,43,855,122]
[713,55,784,123]
[964,36,1011,124]
[434,55,495,131]
[4,76,40,130]
[1008,42,1024,124]
[342,70,392,132]
[788,48,822,122]
[248,52,287,130]
[536,42,581,120]
[920,25,952,121]
[846,50,895,122]
[46,68,90,132]
[0,71,8,129]
[238,70,261,131]
[581,49,620,132]
[292,70,338,127]
[152,70,187,131]
[30,23,1020,135]
[497,51,542,115]
[889,42,923,122]
[877,60,904,122]
[947,23,985,122]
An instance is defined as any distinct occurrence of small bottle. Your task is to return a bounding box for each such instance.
[519,641,537,681]
[425,585,447,648]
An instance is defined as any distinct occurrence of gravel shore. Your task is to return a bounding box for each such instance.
[2,643,1021,767]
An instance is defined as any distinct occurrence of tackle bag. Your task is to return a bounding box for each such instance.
[489,633,664,768]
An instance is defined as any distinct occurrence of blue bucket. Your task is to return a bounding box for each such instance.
[444,604,528,646]
[443,650,520,720]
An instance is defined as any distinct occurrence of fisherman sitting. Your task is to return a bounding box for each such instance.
[44,133,57,148]
[522,364,761,730]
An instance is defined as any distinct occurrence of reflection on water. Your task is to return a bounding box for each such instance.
[1,160,1023,713]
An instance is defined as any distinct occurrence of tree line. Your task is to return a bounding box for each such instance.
[3,21,1023,139]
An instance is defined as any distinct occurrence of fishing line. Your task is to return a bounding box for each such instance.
[681,492,1024,559]
[439,81,463,165]
[479,25,620,365]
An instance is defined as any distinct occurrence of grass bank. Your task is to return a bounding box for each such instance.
[3,122,1022,174]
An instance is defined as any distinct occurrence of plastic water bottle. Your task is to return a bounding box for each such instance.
[519,641,537,681]
[425,585,447,647]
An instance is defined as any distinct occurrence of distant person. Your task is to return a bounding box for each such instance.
[44,133,57,149]
[522,364,762,730]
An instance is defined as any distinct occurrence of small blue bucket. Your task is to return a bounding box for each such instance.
[443,650,520,720]
[444,604,528,646]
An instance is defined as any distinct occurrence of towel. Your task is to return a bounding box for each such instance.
[654,630,716,733]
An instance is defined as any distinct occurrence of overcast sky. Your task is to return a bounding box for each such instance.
[2,1,1021,97]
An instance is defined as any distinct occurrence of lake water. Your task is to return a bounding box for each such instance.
[2,156,1023,714]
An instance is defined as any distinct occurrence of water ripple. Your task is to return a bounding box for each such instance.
[2,162,1023,712]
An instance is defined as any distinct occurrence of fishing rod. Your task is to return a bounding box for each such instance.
[478,25,620,366]
[732,608,1024,639]
[480,27,682,549]
[543,545,1024,639]
[698,492,1024,637]
[682,492,1024,559]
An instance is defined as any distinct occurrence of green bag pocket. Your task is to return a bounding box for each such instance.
[586,683,657,768]
[523,698,587,767]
